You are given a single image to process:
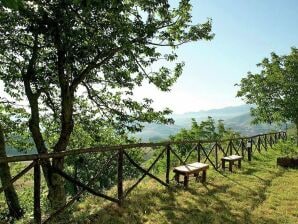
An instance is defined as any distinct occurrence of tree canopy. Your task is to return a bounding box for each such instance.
[0,0,214,133]
[0,0,214,209]
[237,47,298,136]
[171,117,240,156]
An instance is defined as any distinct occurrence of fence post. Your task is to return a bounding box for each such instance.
[247,139,252,162]
[241,139,245,159]
[229,141,233,155]
[215,142,218,169]
[197,143,201,162]
[34,160,41,224]
[258,136,261,152]
[264,134,267,150]
[117,148,124,206]
[274,133,277,143]
[166,145,171,184]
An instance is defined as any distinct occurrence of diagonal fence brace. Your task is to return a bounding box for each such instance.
[49,165,119,204]
[124,148,168,197]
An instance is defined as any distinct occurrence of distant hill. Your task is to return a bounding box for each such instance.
[179,104,252,118]
[133,104,286,141]
[225,113,284,136]
[133,123,183,142]
[5,146,37,157]
[171,104,253,127]
[226,112,252,126]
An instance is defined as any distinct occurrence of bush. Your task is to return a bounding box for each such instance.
[274,141,298,157]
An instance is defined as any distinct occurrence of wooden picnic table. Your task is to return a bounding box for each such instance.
[221,155,242,172]
[173,162,209,187]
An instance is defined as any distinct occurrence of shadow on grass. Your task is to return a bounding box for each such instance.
[69,179,279,224]
[250,169,285,210]
[80,184,236,224]
[68,149,286,224]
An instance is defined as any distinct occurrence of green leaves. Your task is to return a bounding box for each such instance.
[0,0,213,147]
[0,99,33,152]
[237,47,298,131]
[170,117,240,156]
[1,0,23,10]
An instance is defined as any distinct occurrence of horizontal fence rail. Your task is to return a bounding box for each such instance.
[0,131,287,223]
[0,132,286,164]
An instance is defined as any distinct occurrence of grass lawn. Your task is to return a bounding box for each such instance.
[1,144,297,224]
[69,147,298,224]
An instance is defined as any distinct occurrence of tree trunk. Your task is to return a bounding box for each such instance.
[47,17,76,209]
[24,82,60,210]
[21,34,66,209]
[0,124,23,218]
[296,121,298,146]
[49,89,74,209]
[27,98,66,210]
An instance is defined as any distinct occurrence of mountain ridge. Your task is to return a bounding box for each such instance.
[134,104,285,142]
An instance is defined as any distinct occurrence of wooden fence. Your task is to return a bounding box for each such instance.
[0,131,287,223]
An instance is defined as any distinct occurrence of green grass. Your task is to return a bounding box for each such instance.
[287,125,297,139]
[1,144,298,224]
[69,147,298,224]
[0,162,49,224]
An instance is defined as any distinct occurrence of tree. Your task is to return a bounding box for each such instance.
[0,100,31,219]
[42,102,143,194]
[237,47,298,141]
[171,117,240,156]
[0,0,213,209]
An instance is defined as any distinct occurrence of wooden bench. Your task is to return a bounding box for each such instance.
[221,155,242,172]
[173,162,209,187]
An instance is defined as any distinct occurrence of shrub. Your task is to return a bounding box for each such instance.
[274,141,298,157]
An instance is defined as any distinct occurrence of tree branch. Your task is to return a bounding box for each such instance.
[146,40,188,47]
[70,47,122,92]
[82,82,114,124]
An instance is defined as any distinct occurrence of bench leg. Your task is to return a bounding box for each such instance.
[229,161,233,172]
[194,173,199,181]
[184,175,189,187]
[238,159,241,168]
[222,160,225,170]
[202,170,207,183]
[175,173,180,184]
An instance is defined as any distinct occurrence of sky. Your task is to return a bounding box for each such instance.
[1,1,297,114]
[134,0,298,114]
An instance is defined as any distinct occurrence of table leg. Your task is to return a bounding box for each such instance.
[202,170,207,183]
[238,159,241,168]
[175,173,180,184]
[229,161,233,172]
[222,160,225,170]
[184,175,189,187]
[194,173,199,181]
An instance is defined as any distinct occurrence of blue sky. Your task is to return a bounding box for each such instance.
[1,1,297,114]
[134,0,298,114]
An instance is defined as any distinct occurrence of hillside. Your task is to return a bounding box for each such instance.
[134,105,287,141]
[176,104,252,119]
[133,123,183,142]
[66,145,298,223]
[1,138,297,223]
[171,104,253,127]
[5,147,37,157]
[225,113,285,136]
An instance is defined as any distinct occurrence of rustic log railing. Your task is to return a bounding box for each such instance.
[0,131,287,223]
